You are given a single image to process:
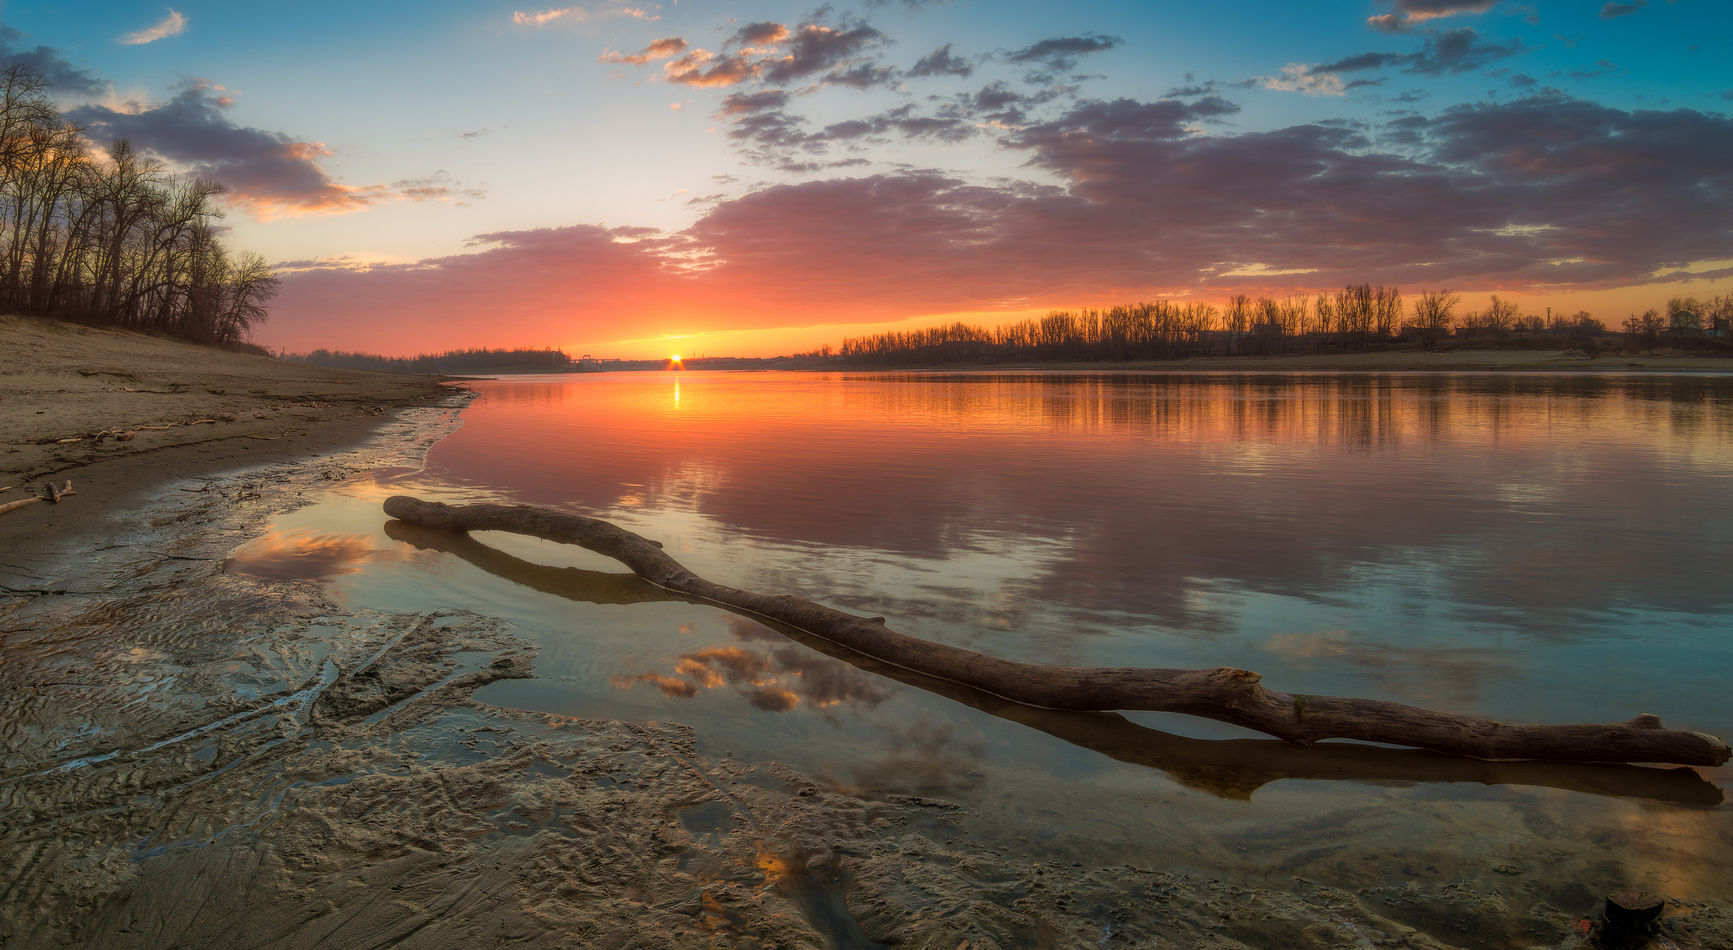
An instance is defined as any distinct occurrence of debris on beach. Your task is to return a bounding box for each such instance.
[0,480,75,517]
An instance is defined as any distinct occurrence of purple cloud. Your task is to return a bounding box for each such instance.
[1600,1,1647,19]
[67,83,474,217]
[908,43,973,78]
[0,34,106,97]
[268,93,1733,354]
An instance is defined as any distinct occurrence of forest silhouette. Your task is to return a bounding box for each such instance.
[0,65,278,347]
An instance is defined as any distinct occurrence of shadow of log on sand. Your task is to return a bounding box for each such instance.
[385,518,1725,807]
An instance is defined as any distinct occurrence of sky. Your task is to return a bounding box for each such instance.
[5,0,1731,357]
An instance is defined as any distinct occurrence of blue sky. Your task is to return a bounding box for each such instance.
[5,0,1730,355]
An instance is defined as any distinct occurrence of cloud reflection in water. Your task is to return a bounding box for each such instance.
[225,528,391,582]
[611,618,897,714]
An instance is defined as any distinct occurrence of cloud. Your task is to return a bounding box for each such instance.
[759,23,887,84]
[717,89,974,160]
[1007,34,1121,73]
[1369,0,1499,31]
[613,17,895,92]
[822,62,898,90]
[1315,28,1527,79]
[1260,64,1348,97]
[717,89,790,116]
[611,641,896,711]
[267,93,1733,354]
[599,36,688,64]
[663,49,760,87]
[118,8,187,46]
[1600,1,1647,19]
[656,23,892,90]
[1393,0,1500,17]
[391,170,486,205]
[726,21,790,47]
[1315,52,1401,74]
[512,4,657,26]
[1406,28,1526,74]
[908,43,973,78]
[0,38,107,97]
[66,83,464,218]
[818,104,974,143]
[715,89,810,152]
[1561,59,1618,81]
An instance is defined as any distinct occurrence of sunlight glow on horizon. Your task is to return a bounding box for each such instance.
[20,0,1728,358]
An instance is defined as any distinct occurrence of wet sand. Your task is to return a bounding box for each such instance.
[3,319,1730,948]
[0,314,456,592]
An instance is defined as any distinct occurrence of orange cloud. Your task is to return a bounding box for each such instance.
[600,37,689,65]
[610,673,700,697]
[663,50,759,87]
[226,528,378,581]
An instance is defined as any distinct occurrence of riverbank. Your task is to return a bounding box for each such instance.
[0,314,458,590]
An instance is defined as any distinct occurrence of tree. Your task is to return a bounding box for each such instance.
[1570,311,1604,337]
[1667,296,1703,332]
[1411,290,1459,351]
[0,64,277,345]
[1624,309,1665,348]
[1705,294,1733,337]
[1484,295,1519,337]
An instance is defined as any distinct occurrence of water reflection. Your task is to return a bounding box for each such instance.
[1263,630,1516,708]
[226,528,386,581]
[390,520,1722,808]
[430,372,1733,629]
[614,638,897,714]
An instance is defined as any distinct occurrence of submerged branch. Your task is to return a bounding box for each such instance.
[382,496,1732,769]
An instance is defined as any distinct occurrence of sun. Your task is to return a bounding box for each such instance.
[671,353,681,361]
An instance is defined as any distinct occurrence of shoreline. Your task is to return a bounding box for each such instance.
[1,314,461,592]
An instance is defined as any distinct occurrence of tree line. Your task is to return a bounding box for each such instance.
[285,347,577,374]
[0,65,278,346]
[839,287,1733,365]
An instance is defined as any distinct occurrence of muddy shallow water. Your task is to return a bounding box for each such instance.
[3,373,1730,949]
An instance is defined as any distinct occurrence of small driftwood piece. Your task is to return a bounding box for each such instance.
[383,496,1733,768]
[0,480,75,516]
[0,496,39,516]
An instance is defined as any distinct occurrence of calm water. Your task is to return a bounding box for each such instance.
[232,371,1733,910]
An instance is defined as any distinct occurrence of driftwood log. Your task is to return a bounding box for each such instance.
[382,518,1725,805]
[383,496,1732,768]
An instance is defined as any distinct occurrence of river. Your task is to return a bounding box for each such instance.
[223,370,1733,944]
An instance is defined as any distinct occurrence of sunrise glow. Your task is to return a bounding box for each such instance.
[7,2,1723,359]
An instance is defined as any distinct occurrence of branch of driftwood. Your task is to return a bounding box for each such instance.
[0,480,77,517]
[382,518,1724,805]
[382,496,1732,768]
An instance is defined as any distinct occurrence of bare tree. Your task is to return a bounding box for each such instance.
[1411,290,1459,351]
[0,65,277,346]
[1624,309,1666,348]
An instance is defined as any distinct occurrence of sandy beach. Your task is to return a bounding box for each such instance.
[1,315,456,586]
[4,319,1730,949]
